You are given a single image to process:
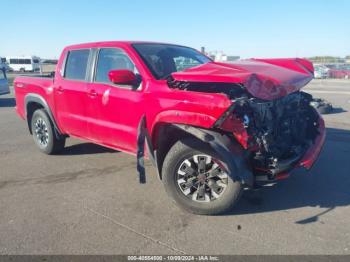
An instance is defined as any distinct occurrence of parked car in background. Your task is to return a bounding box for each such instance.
[14,41,325,215]
[314,64,329,78]
[326,64,350,79]
[6,56,40,72]
[0,68,10,95]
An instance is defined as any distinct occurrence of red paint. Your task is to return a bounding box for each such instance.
[219,114,249,149]
[171,58,314,100]
[108,70,136,85]
[299,112,326,169]
[13,41,324,179]
[275,172,290,180]
[328,69,350,79]
[271,111,326,180]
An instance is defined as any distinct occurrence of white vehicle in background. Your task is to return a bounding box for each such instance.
[314,64,330,79]
[6,56,41,72]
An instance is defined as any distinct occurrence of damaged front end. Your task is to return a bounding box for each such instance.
[167,58,325,184]
[168,77,325,182]
[215,91,323,180]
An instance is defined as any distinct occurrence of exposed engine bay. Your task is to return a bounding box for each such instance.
[167,79,246,99]
[168,78,321,177]
[232,91,320,176]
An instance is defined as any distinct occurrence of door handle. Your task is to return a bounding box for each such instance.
[57,86,64,93]
[88,89,98,97]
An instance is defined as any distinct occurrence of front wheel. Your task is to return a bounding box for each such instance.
[31,109,65,154]
[162,138,242,215]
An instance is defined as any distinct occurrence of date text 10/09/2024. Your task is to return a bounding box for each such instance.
[127,255,219,261]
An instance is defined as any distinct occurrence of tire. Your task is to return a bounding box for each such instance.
[31,109,65,154]
[162,138,242,215]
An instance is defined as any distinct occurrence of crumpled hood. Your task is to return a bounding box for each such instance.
[170,58,314,100]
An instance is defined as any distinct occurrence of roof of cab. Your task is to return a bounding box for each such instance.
[64,41,174,50]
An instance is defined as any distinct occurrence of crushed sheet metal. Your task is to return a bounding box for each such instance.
[170,58,314,100]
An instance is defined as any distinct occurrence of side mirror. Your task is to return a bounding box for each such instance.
[108,69,137,85]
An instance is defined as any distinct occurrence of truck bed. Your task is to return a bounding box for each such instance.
[17,72,55,78]
[14,74,55,120]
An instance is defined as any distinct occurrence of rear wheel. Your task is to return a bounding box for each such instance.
[31,109,65,154]
[162,138,242,215]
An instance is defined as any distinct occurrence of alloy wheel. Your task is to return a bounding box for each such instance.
[34,118,49,147]
[176,154,228,202]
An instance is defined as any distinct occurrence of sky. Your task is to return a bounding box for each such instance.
[1,0,349,59]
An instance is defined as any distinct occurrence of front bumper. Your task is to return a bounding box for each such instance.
[254,110,325,182]
[298,112,326,169]
[275,112,326,180]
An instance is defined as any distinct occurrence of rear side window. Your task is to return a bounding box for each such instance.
[64,49,90,81]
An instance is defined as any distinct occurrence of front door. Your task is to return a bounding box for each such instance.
[86,48,144,153]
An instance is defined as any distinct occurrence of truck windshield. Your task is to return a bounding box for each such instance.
[132,43,211,79]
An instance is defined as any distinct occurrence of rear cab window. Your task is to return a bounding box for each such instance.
[64,49,90,81]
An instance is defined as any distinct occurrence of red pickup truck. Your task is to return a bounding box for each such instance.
[14,41,325,215]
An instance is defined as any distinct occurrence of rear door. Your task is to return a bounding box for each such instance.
[54,49,91,138]
[86,47,144,152]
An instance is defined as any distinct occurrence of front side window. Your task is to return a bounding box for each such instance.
[132,43,211,79]
[64,49,90,81]
[95,48,136,83]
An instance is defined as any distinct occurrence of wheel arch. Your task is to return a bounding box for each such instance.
[24,94,62,138]
[151,122,197,180]
[150,122,253,186]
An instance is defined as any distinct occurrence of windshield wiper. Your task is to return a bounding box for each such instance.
[160,73,174,80]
